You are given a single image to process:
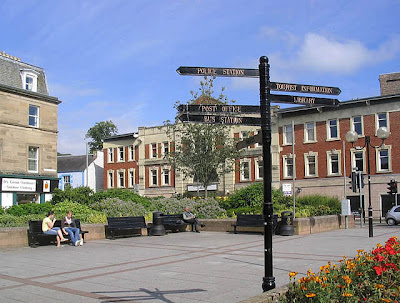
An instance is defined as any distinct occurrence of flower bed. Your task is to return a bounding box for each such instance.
[283,236,400,302]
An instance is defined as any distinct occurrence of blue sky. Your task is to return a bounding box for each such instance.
[1,0,399,154]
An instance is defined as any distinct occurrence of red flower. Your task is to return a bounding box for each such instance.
[373,265,385,275]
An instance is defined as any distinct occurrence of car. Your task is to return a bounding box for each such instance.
[385,206,400,225]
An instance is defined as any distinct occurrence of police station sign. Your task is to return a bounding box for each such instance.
[2,178,36,192]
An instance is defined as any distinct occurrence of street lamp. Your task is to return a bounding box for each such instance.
[345,127,390,237]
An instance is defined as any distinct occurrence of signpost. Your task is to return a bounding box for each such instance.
[236,132,262,150]
[269,94,339,107]
[176,66,259,78]
[177,104,260,114]
[176,59,341,292]
[178,114,261,126]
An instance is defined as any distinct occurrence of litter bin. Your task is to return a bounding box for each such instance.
[151,212,165,236]
[279,211,294,236]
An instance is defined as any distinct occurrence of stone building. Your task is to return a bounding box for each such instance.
[0,51,61,207]
[103,72,400,218]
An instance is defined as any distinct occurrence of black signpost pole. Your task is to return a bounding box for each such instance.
[259,56,275,292]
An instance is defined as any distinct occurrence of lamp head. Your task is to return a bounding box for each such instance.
[376,127,390,140]
[345,130,358,143]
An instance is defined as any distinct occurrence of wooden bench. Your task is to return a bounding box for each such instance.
[105,216,150,239]
[163,214,194,232]
[232,214,279,234]
[27,219,88,247]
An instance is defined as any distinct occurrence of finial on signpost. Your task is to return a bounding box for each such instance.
[260,56,269,64]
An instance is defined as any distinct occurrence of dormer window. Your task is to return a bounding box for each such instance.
[20,70,38,92]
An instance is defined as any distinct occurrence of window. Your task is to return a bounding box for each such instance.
[352,116,363,136]
[283,125,293,145]
[26,76,33,91]
[162,142,169,156]
[239,131,250,149]
[128,145,135,161]
[63,175,71,189]
[150,169,158,186]
[351,150,364,172]
[304,122,316,142]
[118,170,125,188]
[108,148,114,163]
[129,169,135,187]
[282,156,294,179]
[162,169,170,185]
[255,159,263,180]
[304,153,317,177]
[118,146,125,162]
[240,159,251,181]
[20,70,38,92]
[28,146,38,172]
[327,119,339,140]
[107,170,114,188]
[327,151,341,176]
[376,112,389,133]
[151,143,157,158]
[376,147,391,172]
[29,105,39,127]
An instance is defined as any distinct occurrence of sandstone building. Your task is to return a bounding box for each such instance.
[0,51,61,207]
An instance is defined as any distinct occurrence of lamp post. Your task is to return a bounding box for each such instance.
[345,127,390,237]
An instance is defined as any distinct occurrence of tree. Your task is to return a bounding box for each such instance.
[165,77,241,198]
[85,120,118,153]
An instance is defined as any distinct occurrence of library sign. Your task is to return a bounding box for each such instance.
[2,178,36,192]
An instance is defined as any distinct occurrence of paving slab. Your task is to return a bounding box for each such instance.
[0,224,399,302]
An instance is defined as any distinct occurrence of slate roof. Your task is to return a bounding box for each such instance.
[0,55,48,95]
[57,155,95,173]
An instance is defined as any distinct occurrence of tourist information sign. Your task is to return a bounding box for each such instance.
[176,59,341,293]
[269,94,339,107]
[177,104,260,114]
[270,82,341,95]
[178,113,261,126]
[236,132,262,150]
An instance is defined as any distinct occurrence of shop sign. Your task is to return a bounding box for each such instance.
[2,178,36,192]
[43,180,50,192]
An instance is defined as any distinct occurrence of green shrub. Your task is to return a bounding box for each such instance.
[92,189,152,207]
[5,202,53,216]
[0,214,45,227]
[223,182,292,210]
[149,197,227,219]
[296,195,341,215]
[51,187,94,205]
[90,198,147,217]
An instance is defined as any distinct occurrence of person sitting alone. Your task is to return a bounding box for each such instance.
[61,211,83,246]
[183,207,205,233]
[42,211,68,247]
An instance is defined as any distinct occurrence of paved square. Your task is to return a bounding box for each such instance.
[0,224,399,302]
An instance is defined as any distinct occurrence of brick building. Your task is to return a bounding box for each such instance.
[0,51,61,206]
[103,72,400,218]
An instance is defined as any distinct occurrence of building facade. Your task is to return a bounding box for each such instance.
[58,151,104,192]
[103,72,400,218]
[0,51,61,207]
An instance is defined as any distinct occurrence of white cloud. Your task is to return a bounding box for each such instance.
[297,33,370,73]
[297,33,400,74]
[49,83,102,98]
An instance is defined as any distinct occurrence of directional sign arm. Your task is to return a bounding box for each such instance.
[178,114,261,126]
[270,94,339,107]
[176,66,259,78]
[270,82,341,95]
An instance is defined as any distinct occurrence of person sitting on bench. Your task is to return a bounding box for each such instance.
[42,211,68,247]
[61,211,83,246]
[183,207,204,233]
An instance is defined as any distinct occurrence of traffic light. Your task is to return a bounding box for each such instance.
[349,172,357,193]
[356,173,365,189]
[387,180,398,195]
